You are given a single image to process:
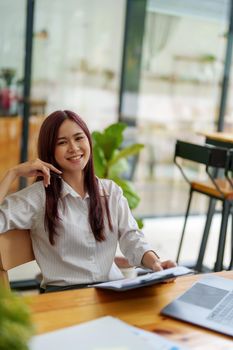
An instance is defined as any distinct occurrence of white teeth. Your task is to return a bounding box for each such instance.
[68,155,82,160]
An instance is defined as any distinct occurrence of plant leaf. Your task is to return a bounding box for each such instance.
[108,143,144,167]
[112,177,140,209]
[93,146,107,178]
[135,217,144,229]
[92,122,144,214]
[108,158,129,178]
[0,287,34,350]
[104,123,127,149]
[92,123,127,161]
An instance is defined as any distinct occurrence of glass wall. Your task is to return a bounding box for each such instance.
[32,0,125,130]
[0,0,232,216]
[0,0,26,190]
[0,0,26,116]
[0,0,125,190]
[133,0,230,217]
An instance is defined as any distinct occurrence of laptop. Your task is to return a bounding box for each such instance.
[161,275,233,337]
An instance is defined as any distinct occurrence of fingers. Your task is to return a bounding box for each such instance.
[151,259,177,272]
[33,160,62,188]
[159,260,177,283]
[160,260,177,269]
[151,259,177,283]
[38,165,51,188]
[151,260,163,272]
[41,161,62,175]
[12,159,62,188]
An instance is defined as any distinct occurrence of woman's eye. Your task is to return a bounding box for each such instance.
[75,136,84,141]
[57,140,66,145]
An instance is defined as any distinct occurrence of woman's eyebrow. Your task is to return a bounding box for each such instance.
[57,132,83,140]
[73,132,84,137]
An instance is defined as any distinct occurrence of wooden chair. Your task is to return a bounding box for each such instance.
[0,229,35,289]
[174,140,233,272]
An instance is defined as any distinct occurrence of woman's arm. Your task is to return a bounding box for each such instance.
[0,159,61,204]
[113,181,176,272]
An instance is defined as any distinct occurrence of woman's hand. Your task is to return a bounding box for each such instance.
[114,256,132,268]
[11,159,62,187]
[0,158,61,204]
[151,259,177,283]
[141,251,177,282]
[151,259,177,272]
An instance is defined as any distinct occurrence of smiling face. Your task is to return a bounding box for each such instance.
[54,119,91,176]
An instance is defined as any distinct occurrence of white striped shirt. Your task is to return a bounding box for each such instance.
[0,179,151,287]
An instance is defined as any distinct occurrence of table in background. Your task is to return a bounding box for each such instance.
[200,131,233,149]
[194,132,233,271]
[25,271,233,349]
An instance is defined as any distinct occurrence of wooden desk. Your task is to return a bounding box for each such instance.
[25,271,233,349]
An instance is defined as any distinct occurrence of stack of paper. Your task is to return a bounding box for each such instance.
[92,266,193,291]
[29,316,188,350]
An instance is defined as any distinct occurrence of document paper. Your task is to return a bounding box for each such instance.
[29,315,188,350]
[92,266,193,291]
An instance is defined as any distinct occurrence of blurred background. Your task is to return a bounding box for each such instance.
[1,0,233,284]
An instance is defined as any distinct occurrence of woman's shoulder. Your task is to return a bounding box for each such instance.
[97,178,123,196]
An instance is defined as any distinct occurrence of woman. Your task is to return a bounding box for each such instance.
[0,110,175,292]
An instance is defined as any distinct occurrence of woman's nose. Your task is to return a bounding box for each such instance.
[68,141,79,152]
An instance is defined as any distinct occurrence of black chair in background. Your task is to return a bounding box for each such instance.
[174,140,233,272]
[225,148,233,270]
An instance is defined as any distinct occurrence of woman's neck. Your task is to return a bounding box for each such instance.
[62,171,86,198]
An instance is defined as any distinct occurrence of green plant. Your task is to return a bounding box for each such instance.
[92,122,144,228]
[0,68,16,86]
[0,287,34,350]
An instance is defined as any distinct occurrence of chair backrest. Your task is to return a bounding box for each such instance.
[225,148,233,187]
[174,140,229,192]
[174,140,228,168]
[0,229,35,288]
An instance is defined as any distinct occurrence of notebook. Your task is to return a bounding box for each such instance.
[92,266,193,291]
[161,275,233,337]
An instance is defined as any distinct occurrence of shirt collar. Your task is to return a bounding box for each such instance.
[61,178,109,199]
[98,178,109,197]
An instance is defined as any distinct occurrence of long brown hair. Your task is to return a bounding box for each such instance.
[37,110,112,245]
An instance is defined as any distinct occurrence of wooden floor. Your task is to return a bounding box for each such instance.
[0,115,45,191]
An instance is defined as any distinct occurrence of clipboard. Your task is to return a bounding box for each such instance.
[92,266,193,291]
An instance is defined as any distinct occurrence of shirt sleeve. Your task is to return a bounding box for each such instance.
[116,185,152,266]
[0,182,44,233]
